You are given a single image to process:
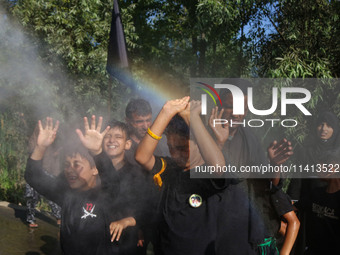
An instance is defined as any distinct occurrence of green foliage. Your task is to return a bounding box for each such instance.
[0,114,27,204]
[13,0,111,75]
[254,0,340,78]
[126,0,267,82]
[269,50,332,79]
[0,0,339,205]
[249,0,340,150]
[10,0,134,116]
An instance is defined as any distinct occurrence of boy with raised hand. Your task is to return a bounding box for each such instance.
[25,117,136,255]
[135,97,229,255]
[76,116,141,253]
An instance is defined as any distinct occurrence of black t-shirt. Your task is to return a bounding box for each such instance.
[125,139,141,166]
[217,127,281,254]
[247,179,282,239]
[115,160,148,222]
[60,187,117,255]
[125,138,168,166]
[96,152,148,253]
[25,153,135,255]
[270,188,294,218]
[151,156,225,255]
[215,180,256,255]
[295,186,340,254]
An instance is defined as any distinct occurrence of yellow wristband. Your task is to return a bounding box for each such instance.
[147,128,162,140]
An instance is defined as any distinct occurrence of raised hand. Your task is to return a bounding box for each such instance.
[162,96,190,116]
[179,100,202,125]
[178,101,190,125]
[189,100,202,116]
[30,117,59,161]
[76,115,110,155]
[267,138,293,165]
[36,117,59,149]
[208,107,229,149]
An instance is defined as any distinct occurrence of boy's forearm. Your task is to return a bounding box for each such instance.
[123,216,136,228]
[280,212,300,255]
[191,115,226,170]
[215,140,225,150]
[149,107,176,135]
[30,145,47,160]
[25,158,63,205]
[280,223,299,255]
[90,147,102,156]
[135,108,174,169]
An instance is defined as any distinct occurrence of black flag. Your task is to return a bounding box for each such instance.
[106,0,129,75]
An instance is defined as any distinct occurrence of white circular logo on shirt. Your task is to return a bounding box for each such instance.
[189,194,202,208]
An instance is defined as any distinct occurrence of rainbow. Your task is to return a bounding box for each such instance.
[196,82,222,106]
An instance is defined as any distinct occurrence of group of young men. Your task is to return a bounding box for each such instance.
[24,81,339,255]
[25,97,169,255]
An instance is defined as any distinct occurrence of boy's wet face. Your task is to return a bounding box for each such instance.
[167,133,190,169]
[64,153,98,190]
[103,127,131,159]
[221,93,248,130]
[127,113,152,140]
[317,122,334,140]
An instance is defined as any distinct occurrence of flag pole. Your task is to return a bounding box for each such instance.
[106,0,131,118]
[107,76,113,120]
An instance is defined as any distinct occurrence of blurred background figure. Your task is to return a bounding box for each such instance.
[293,149,340,255]
[25,122,62,228]
[288,111,340,254]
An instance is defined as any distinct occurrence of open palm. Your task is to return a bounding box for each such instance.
[209,107,229,146]
[36,117,59,148]
[267,139,293,165]
[76,115,110,154]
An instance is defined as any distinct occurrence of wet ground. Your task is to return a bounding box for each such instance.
[0,201,61,255]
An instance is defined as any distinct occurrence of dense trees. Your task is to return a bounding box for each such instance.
[0,0,339,202]
[255,0,340,79]
[250,0,340,144]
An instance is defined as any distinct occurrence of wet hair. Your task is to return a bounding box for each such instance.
[316,111,339,130]
[219,78,252,98]
[164,114,189,139]
[125,98,152,119]
[315,111,339,140]
[105,119,130,139]
[61,137,95,168]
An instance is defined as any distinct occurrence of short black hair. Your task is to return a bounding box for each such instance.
[61,137,95,168]
[125,98,152,119]
[164,114,189,139]
[316,111,339,129]
[105,119,130,139]
[315,111,339,140]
